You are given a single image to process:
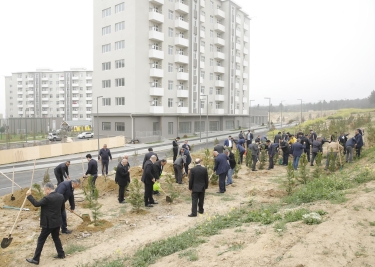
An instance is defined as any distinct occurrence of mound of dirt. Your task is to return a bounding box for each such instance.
[75,219,113,233]
[129,166,142,178]
[163,163,174,174]
[80,176,117,194]
[1,188,38,211]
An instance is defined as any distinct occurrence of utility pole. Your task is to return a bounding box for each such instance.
[297,99,302,123]
[249,100,255,129]
[280,100,285,128]
[264,97,271,128]
[97,96,103,154]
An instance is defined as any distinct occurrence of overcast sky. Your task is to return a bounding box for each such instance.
[0,0,374,117]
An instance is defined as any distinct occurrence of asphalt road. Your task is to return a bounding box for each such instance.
[0,128,270,197]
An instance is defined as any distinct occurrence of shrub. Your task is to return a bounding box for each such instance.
[128,178,144,213]
[42,168,51,186]
[32,183,44,200]
[285,162,296,195]
[297,153,309,184]
[259,145,267,170]
[302,212,322,225]
[83,175,98,208]
[165,174,180,202]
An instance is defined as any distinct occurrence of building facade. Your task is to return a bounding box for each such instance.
[93,0,266,140]
[5,69,93,121]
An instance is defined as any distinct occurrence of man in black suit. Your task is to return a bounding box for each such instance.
[213,151,230,193]
[83,154,98,187]
[54,161,70,185]
[26,183,65,265]
[115,158,130,204]
[182,140,191,151]
[142,147,158,169]
[172,137,180,162]
[188,158,209,217]
[141,155,157,207]
[55,179,80,234]
[153,159,167,195]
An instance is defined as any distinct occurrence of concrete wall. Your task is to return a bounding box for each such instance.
[0,136,125,165]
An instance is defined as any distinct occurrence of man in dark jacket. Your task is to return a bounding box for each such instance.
[266,140,276,170]
[301,134,311,162]
[238,131,244,140]
[26,183,65,265]
[115,158,130,204]
[345,136,356,163]
[354,129,363,158]
[188,159,209,217]
[153,159,167,195]
[54,161,70,185]
[98,144,112,176]
[214,144,225,154]
[310,130,317,141]
[310,138,323,166]
[142,155,157,207]
[291,140,306,170]
[213,151,230,193]
[236,139,245,164]
[180,148,191,175]
[142,147,158,169]
[55,179,80,234]
[249,142,260,171]
[338,133,349,154]
[280,140,290,166]
[274,132,282,147]
[182,140,191,151]
[173,155,186,184]
[223,136,233,149]
[84,154,98,187]
[225,149,236,185]
[172,137,180,162]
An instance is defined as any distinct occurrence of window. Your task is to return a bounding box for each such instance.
[102,8,111,17]
[115,122,125,131]
[115,59,125,68]
[115,21,125,31]
[210,15,214,23]
[168,98,173,107]
[168,45,173,55]
[102,62,111,71]
[115,40,125,50]
[102,122,111,131]
[102,44,111,53]
[102,25,111,35]
[115,2,124,13]
[168,63,173,72]
[210,59,213,66]
[168,10,174,20]
[201,55,205,62]
[209,121,219,131]
[168,122,173,135]
[194,121,205,132]
[102,98,111,106]
[115,97,125,105]
[153,122,159,132]
[210,73,213,80]
[115,78,125,87]
[225,121,234,130]
[179,122,191,134]
[209,87,213,94]
[168,28,174,37]
[210,44,213,52]
[200,86,205,94]
[102,80,111,88]
[201,71,205,79]
[168,80,173,90]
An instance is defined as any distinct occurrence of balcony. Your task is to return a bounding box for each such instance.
[200,30,205,38]
[200,0,205,7]
[59,97,65,101]
[214,37,225,46]
[72,103,79,107]
[72,76,79,80]
[86,110,92,114]
[200,45,205,53]
[42,97,49,101]
[149,49,164,60]
[215,8,225,19]
[29,111,35,115]
[86,83,92,87]
[244,36,249,43]
[236,56,241,63]
[235,96,239,102]
[17,78,22,81]
[41,77,48,81]
[214,52,225,60]
[17,84,22,88]
[175,54,189,64]
[72,90,79,94]
[243,85,248,91]
[236,30,241,37]
[41,111,48,115]
[175,37,189,47]
[28,84,34,88]
[177,90,189,98]
[42,84,48,87]
[243,48,249,55]
[200,14,205,23]
[17,104,23,108]
[28,98,34,101]
[72,82,79,87]
[236,69,241,76]
[200,77,204,84]
[200,61,205,68]
[175,19,189,31]
[86,97,92,100]
[150,106,164,113]
[59,104,65,108]
[60,111,65,114]
[59,84,65,87]
[18,111,23,115]
[149,10,164,24]
[42,104,49,108]
[72,111,79,114]
[236,43,241,50]
[236,17,241,24]
[214,66,225,74]
[235,109,239,114]
[175,1,189,14]
[177,107,189,113]
[242,109,248,115]
[59,77,65,81]
[28,77,34,81]
[235,83,239,89]
[72,97,79,101]
[243,60,248,67]
[86,76,92,80]
[214,23,225,33]
[150,68,164,78]
[27,90,34,95]
[149,87,164,96]
[17,97,23,101]
[86,90,93,94]
[149,0,164,5]
[149,30,164,42]
[215,95,225,101]
[243,73,249,79]
[28,104,34,108]
[86,104,92,107]
[17,91,23,95]
[177,72,189,81]
[215,108,225,114]
[244,23,249,31]
[215,80,225,87]
[243,97,247,103]
[59,90,65,94]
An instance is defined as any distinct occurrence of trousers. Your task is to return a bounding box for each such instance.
[173,147,178,162]
[101,160,109,175]
[293,156,300,170]
[191,191,205,215]
[54,170,64,185]
[33,227,64,262]
[118,183,127,203]
[61,209,68,232]
[174,164,183,183]
[144,182,155,206]
[346,146,354,163]
[283,152,289,165]
[268,155,274,169]
[252,155,257,170]
[218,172,227,193]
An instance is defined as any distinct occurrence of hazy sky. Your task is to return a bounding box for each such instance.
[0,0,374,117]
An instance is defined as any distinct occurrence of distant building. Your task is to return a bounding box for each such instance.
[5,68,93,121]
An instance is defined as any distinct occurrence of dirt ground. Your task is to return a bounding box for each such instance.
[1,153,375,267]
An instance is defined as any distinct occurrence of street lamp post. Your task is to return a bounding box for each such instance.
[249,100,255,129]
[200,95,208,147]
[24,108,29,143]
[97,96,103,154]
[297,99,302,123]
[280,100,285,128]
[319,100,323,118]
[264,97,271,128]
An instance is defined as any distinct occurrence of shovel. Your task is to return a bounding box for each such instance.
[11,167,15,201]
[1,160,36,249]
[66,207,91,223]
[157,185,172,203]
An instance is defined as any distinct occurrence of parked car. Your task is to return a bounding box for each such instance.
[77,132,94,139]
[48,133,62,141]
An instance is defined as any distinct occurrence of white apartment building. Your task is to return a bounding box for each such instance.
[5,69,93,121]
[93,0,266,139]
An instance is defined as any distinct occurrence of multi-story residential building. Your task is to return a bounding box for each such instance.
[93,0,267,139]
[5,69,93,121]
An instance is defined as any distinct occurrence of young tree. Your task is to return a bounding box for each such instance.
[128,178,144,213]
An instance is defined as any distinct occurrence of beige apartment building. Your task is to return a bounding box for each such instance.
[93,0,267,140]
[5,69,93,121]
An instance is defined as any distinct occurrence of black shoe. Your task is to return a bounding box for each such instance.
[61,230,72,234]
[151,202,158,204]
[178,182,183,184]
[216,191,224,194]
[145,204,154,207]
[54,255,65,259]
[26,259,39,265]
[188,214,197,217]
[252,169,258,171]
[198,211,204,214]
